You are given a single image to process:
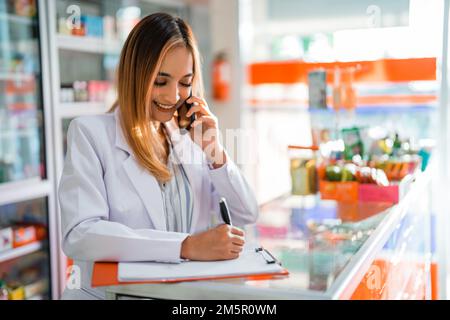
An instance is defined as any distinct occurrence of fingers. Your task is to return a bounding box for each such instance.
[186,103,209,117]
[187,95,208,107]
[231,235,245,246]
[218,224,245,237]
[230,226,245,237]
[217,224,245,248]
[230,245,243,254]
[229,252,239,259]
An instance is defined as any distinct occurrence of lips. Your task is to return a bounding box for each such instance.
[154,101,176,113]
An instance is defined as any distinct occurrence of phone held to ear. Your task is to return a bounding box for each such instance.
[177,95,196,131]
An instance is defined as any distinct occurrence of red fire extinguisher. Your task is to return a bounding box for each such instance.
[212,51,230,102]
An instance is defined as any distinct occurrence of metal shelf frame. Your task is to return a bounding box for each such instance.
[56,34,121,54]
[58,102,111,118]
[0,0,60,300]
[0,241,45,264]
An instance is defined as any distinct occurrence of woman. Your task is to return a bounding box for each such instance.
[58,12,258,300]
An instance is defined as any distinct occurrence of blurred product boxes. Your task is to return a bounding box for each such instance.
[59,14,108,38]
[0,224,46,252]
[7,283,25,300]
[24,279,47,299]
[290,123,425,205]
[319,180,359,202]
[58,13,119,40]
[3,0,36,17]
[0,227,13,253]
[308,70,327,110]
[289,145,319,196]
[60,80,111,103]
[0,276,48,300]
[317,159,420,204]
[13,0,36,17]
[81,15,104,38]
[12,224,46,248]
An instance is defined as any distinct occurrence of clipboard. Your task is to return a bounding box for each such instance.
[92,247,289,287]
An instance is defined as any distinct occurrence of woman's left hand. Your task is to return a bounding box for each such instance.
[185,96,226,168]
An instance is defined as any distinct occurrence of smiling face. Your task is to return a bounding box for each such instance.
[150,45,194,123]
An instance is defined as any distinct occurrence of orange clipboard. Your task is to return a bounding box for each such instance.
[91,262,289,287]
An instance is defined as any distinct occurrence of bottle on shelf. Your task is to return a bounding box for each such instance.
[6,280,25,300]
[103,16,117,41]
[0,279,9,300]
[58,16,71,35]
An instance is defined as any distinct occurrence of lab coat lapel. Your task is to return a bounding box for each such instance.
[177,141,204,233]
[114,109,167,231]
[166,123,204,233]
[183,157,203,233]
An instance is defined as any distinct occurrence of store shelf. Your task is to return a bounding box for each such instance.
[58,102,110,118]
[0,241,44,264]
[248,58,437,85]
[247,103,436,113]
[26,294,45,300]
[0,178,51,206]
[56,34,121,54]
[0,12,36,26]
[0,72,35,81]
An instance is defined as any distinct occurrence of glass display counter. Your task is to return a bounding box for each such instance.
[102,165,433,300]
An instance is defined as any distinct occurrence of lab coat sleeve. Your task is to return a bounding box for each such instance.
[207,152,259,227]
[58,119,189,263]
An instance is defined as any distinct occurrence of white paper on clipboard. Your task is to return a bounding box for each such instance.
[118,248,285,282]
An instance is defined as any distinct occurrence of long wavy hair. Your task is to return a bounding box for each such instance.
[110,13,204,182]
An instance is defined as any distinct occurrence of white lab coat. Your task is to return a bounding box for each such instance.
[58,108,259,300]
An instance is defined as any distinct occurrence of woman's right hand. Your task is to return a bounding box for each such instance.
[180,224,245,260]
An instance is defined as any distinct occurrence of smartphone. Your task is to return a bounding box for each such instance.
[177,94,195,131]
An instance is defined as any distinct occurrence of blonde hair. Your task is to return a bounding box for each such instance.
[110,13,204,182]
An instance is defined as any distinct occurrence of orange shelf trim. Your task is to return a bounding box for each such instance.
[248,58,436,85]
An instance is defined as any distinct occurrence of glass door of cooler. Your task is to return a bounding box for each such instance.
[0,197,51,300]
[0,0,53,300]
[0,0,45,184]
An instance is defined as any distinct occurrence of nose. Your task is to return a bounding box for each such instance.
[160,85,180,105]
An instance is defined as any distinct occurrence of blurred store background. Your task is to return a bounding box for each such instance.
[0,0,449,300]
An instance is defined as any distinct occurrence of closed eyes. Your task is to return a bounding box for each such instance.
[154,81,192,87]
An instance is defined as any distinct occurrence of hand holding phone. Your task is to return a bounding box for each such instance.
[177,94,196,131]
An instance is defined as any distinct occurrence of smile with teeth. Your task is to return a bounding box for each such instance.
[154,101,175,110]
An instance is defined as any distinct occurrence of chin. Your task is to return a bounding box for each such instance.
[153,110,175,123]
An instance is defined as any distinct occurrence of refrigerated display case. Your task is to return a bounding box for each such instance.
[0,0,44,184]
[237,0,443,299]
[101,164,433,299]
[0,0,58,299]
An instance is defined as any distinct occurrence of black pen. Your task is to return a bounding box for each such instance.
[219,197,232,226]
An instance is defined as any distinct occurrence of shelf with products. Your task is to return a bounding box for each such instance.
[0,12,36,25]
[0,250,50,300]
[56,34,122,54]
[247,77,438,116]
[0,72,35,81]
[0,195,51,300]
[0,178,51,207]
[58,101,110,119]
[0,241,44,264]
[248,58,437,85]
[247,103,437,113]
[0,108,47,185]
